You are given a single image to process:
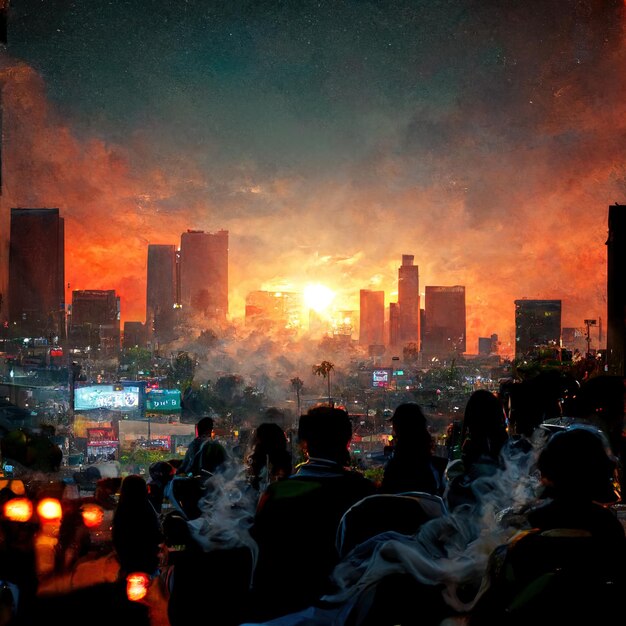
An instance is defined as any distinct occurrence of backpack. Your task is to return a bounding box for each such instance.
[190,439,227,476]
[472,528,624,626]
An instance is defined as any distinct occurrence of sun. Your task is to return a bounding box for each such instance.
[303,283,335,313]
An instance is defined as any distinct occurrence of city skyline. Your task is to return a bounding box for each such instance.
[0,1,620,354]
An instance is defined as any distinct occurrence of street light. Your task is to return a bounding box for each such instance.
[584,319,597,357]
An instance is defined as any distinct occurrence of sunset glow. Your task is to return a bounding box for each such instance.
[303,284,335,314]
[0,1,620,359]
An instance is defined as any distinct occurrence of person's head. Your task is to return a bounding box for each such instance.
[149,460,176,483]
[196,416,214,438]
[253,422,288,453]
[389,402,433,454]
[298,405,352,463]
[537,425,619,503]
[118,474,148,503]
[461,389,508,464]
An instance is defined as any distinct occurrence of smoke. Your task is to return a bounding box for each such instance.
[2,1,626,358]
[238,437,546,625]
[187,454,258,557]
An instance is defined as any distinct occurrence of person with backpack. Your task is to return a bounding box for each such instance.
[469,425,626,626]
[177,416,227,477]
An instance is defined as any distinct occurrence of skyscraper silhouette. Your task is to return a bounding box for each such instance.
[179,229,228,323]
[146,244,177,344]
[422,285,466,359]
[606,203,626,375]
[8,207,65,341]
[397,254,420,348]
[359,289,385,349]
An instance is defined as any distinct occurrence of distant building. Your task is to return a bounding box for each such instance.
[359,289,385,348]
[8,208,65,341]
[562,327,587,354]
[70,290,120,355]
[146,244,178,344]
[478,334,498,355]
[388,302,399,347]
[514,299,561,360]
[423,286,466,358]
[397,254,420,347]
[245,290,302,331]
[123,321,147,349]
[179,229,228,323]
[607,204,626,375]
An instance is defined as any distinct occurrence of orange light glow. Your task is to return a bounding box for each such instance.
[81,503,105,528]
[3,497,33,522]
[36,498,62,522]
[303,284,335,313]
[126,572,151,602]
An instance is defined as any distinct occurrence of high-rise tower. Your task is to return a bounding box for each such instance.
[422,286,466,358]
[179,229,228,322]
[146,244,177,344]
[359,289,385,349]
[397,254,420,347]
[8,208,65,340]
[607,204,626,375]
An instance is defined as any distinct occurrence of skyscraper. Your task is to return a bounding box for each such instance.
[8,208,65,340]
[607,204,626,376]
[69,289,120,354]
[397,254,420,348]
[179,229,228,322]
[359,289,385,349]
[514,299,561,360]
[146,244,177,344]
[422,286,466,358]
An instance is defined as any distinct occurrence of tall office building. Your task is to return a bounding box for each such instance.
[69,289,120,354]
[514,299,561,360]
[146,244,177,344]
[8,208,65,340]
[359,289,385,349]
[607,204,626,375]
[179,229,228,322]
[397,255,420,347]
[422,286,466,358]
[388,302,399,347]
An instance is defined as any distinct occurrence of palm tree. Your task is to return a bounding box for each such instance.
[312,360,334,406]
[290,376,304,417]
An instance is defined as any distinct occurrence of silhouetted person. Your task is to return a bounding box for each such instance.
[380,402,447,496]
[112,475,163,579]
[147,460,176,513]
[471,425,626,626]
[248,405,376,621]
[177,416,227,476]
[445,389,509,512]
[246,422,293,492]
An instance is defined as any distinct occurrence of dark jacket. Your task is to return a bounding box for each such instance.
[249,458,376,621]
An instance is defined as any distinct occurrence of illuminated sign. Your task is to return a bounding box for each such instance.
[372,369,391,388]
[146,389,181,411]
[75,385,140,411]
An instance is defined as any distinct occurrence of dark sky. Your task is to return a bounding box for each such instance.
[2,0,625,354]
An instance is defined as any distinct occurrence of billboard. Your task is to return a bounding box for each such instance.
[372,369,392,388]
[146,388,181,412]
[75,384,141,412]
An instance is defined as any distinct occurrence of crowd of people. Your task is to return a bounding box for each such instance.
[4,373,625,626]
